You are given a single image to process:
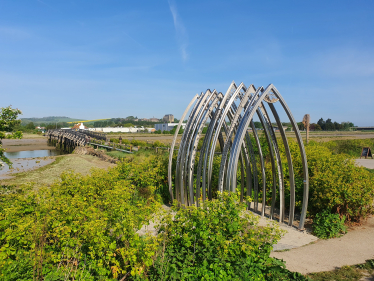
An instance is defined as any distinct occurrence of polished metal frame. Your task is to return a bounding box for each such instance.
[168,82,309,230]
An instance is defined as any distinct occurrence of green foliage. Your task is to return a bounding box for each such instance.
[0,106,22,133]
[0,157,168,280]
[309,265,363,281]
[313,211,347,239]
[131,139,147,147]
[152,140,165,147]
[148,192,307,280]
[0,106,23,167]
[324,138,374,157]
[305,141,374,221]
[308,260,374,281]
[169,126,183,135]
[260,139,374,222]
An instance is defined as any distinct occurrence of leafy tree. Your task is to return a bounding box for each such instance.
[170,125,183,135]
[253,121,263,129]
[310,123,322,131]
[25,122,35,130]
[297,122,305,131]
[325,118,334,131]
[317,118,325,130]
[334,121,343,130]
[0,106,23,166]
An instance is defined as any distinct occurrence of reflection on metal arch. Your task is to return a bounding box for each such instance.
[168,82,309,230]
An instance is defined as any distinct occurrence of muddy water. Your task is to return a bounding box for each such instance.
[4,149,65,159]
[0,157,55,180]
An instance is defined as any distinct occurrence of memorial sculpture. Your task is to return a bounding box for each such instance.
[168,82,309,230]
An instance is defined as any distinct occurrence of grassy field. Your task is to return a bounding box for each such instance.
[105,131,374,145]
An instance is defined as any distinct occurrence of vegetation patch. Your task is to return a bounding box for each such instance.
[312,211,347,239]
[308,259,374,280]
[148,192,307,280]
[0,157,166,280]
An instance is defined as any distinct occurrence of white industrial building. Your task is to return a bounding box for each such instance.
[155,123,186,132]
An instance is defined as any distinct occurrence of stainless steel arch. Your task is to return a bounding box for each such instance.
[169,82,309,230]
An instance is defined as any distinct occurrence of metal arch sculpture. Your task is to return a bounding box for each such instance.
[168,82,309,230]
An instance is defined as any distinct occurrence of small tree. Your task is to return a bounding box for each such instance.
[0,106,23,167]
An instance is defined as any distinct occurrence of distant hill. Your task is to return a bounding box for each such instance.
[21,116,84,124]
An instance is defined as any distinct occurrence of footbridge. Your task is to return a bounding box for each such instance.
[46,129,107,153]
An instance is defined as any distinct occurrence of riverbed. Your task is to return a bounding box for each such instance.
[0,137,59,180]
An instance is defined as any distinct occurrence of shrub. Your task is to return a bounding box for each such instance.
[260,139,374,222]
[324,138,374,157]
[122,139,130,145]
[313,211,347,239]
[0,157,168,280]
[152,140,164,148]
[131,139,147,147]
[148,192,307,280]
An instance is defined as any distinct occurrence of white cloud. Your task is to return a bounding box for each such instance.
[168,0,188,61]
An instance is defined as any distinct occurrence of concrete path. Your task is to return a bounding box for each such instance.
[356,159,374,169]
[271,216,374,274]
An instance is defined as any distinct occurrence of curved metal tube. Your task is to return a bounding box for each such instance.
[169,82,309,230]
[168,94,198,202]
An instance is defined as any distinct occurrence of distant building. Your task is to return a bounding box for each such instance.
[72,123,88,130]
[155,123,186,132]
[36,126,46,133]
[140,118,149,121]
[149,117,160,122]
[163,114,174,123]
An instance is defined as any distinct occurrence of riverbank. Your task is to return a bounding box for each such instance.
[0,154,116,187]
[2,136,51,152]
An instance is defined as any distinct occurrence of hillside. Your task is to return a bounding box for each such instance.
[21,116,84,124]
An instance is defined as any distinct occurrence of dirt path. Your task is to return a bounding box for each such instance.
[271,216,374,274]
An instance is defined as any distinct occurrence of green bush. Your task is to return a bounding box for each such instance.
[313,211,347,239]
[152,140,164,147]
[0,157,168,280]
[148,192,307,280]
[324,138,374,157]
[131,139,147,147]
[260,139,374,222]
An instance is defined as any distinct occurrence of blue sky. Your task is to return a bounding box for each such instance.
[1,0,373,125]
